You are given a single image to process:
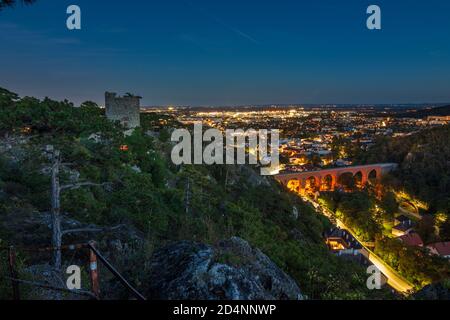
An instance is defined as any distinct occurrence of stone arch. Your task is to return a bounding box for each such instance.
[338,172,354,190]
[354,171,362,181]
[321,174,335,191]
[368,169,378,183]
[287,179,301,193]
[354,171,365,188]
[305,176,320,192]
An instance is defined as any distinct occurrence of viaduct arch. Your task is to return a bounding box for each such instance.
[275,163,398,193]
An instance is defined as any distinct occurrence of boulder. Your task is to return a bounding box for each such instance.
[414,282,450,300]
[145,237,303,300]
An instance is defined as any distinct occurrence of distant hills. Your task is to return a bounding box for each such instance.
[358,123,450,215]
[396,105,450,118]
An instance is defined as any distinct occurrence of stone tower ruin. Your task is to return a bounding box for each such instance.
[105,92,141,129]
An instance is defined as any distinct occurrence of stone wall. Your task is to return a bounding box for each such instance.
[105,92,141,129]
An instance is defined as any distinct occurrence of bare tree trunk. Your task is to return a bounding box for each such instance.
[49,149,108,270]
[185,178,190,215]
[50,150,62,271]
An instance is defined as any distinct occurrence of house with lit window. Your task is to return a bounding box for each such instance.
[395,215,413,226]
[324,228,362,254]
[392,215,414,237]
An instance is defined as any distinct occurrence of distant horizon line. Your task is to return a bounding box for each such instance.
[3,86,450,109]
[140,103,450,109]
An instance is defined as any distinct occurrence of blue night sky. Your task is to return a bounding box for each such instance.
[1,0,450,106]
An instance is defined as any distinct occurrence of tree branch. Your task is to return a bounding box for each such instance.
[4,276,97,299]
[61,162,76,166]
[60,182,109,192]
[62,224,126,236]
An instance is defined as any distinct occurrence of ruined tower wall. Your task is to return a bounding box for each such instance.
[105,92,141,129]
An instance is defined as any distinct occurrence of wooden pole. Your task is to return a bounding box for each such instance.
[88,241,100,299]
[8,246,20,300]
[87,242,146,300]
[51,149,62,270]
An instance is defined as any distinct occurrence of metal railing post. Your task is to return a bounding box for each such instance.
[88,241,100,299]
[87,242,146,300]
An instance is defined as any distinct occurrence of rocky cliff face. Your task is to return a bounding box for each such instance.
[144,237,303,300]
[1,207,303,300]
[414,282,450,300]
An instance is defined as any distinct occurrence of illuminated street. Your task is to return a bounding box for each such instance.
[303,196,414,294]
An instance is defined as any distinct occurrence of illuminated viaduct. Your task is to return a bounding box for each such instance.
[275,163,398,193]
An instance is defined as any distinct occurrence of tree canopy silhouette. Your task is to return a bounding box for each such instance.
[0,0,36,10]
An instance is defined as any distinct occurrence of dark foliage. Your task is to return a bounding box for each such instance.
[0,0,35,10]
[0,87,394,299]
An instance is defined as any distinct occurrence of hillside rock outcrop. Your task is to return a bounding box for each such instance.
[414,282,450,300]
[144,237,303,300]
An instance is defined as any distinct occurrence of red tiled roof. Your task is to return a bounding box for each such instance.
[428,242,450,256]
[399,233,424,247]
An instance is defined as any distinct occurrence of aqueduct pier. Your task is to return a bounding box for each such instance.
[275,163,398,192]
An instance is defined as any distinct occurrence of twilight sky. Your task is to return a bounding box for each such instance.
[0,0,450,106]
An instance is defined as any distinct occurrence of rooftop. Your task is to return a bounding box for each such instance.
[393,224,413,233]
[396,215,411,223]
[427,242,450,256]
[399,233,424,247]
